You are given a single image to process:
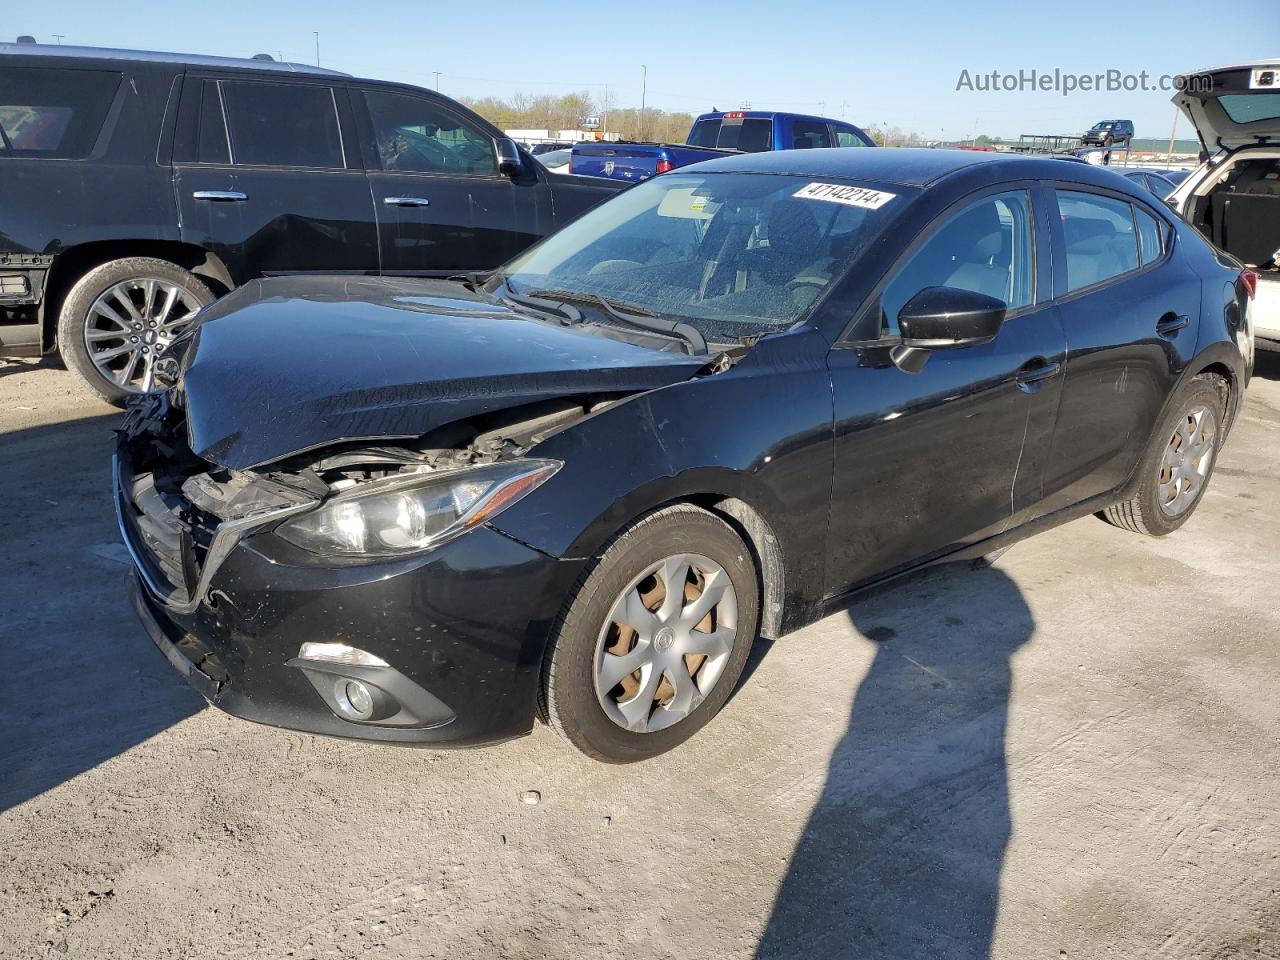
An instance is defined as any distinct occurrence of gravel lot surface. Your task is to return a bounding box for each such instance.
[2,353,1278,959]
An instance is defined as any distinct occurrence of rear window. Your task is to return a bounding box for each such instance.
[0,66,120,159]
[688,117,772,152]
[1219,94,1280,125]
[221,81,344,168]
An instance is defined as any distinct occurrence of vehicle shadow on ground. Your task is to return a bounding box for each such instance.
[0,412,203,813]
[0,355,64,380]
[1254,350,1280,382]
[755,562,1033,960]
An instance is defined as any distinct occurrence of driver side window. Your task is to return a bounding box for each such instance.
[879,191,1034,336]
[363,90,496,177]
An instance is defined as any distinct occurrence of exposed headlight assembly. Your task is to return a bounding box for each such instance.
[277,459,560,558]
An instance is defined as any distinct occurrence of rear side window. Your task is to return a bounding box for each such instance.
[0,66,120,159]
[1135,208,1167,265]
[196,81,229,165]
[791,120,832,149]
[1057,191,1139,292]
[221,81,344,168]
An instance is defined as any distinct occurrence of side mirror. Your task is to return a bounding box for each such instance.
[495,137,524,178]
[890,286,1007,373]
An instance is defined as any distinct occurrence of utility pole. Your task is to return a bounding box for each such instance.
[433,71,442,91]
[603,83,609,137]
[313,31,320,67]
[52,34,64,44]
[640,65,647,139]
[839,99,848,120]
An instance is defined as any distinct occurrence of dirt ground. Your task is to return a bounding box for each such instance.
[2,352,1278,960]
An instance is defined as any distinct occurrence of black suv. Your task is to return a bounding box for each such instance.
[1081,119,1135,148]
[0,42,622,401]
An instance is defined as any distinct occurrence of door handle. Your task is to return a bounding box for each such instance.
[192,191,247,202]
[383,196,430,207]
[1015,358,1061,393]
[1156,312,1189,337]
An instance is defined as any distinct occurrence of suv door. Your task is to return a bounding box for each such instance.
[353,87,543,275]
[172,75,378,282]
[823,187,1066,596]
[1036,188,1199,515]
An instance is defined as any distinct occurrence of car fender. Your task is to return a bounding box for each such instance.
[489,329,836,626]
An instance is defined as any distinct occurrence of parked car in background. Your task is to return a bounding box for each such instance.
[529,141,573,155]
[534,148,574,173]
[1168,59,1280,350]
[570,110,874,182]
[117,149,1252,762]
[1121,169,1179,199]
[0,42,623,402]
[1082,119,1134,147]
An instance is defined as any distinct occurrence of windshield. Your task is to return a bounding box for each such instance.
[498,172,911,343]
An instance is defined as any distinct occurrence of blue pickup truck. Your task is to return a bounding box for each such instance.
[570,110,875,182]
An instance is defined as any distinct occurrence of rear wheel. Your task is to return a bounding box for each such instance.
[57,257,213,405]
[542,505,759,762]
[1103,376,1225,536]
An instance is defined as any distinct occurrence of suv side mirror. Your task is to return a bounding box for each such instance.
[496,138,523,178]
[890,286,1007,373]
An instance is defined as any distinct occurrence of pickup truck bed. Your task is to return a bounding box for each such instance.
[569,142,730,182]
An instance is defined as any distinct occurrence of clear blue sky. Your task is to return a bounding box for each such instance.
[13,0,1274,140]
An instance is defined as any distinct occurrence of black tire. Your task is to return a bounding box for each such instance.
[57,257,214,406]
[541,505,760,763]
[1103,375,1226,536]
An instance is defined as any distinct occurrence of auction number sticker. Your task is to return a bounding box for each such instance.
[793,182,896,209]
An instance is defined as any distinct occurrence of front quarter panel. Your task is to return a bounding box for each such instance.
[489,328,836,626]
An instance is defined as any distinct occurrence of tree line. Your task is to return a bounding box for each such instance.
[458,91,698,143]
[458,91,929,146]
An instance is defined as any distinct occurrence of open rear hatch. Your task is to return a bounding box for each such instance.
[1174,62,1280,281]
[1173,61,1280,152]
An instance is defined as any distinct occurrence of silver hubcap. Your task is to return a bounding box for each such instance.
[593,553,738,734]
[1159,403,1216,517]
[84,278,202,392]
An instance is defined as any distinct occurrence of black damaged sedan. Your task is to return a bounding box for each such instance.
[118,149,1254,762]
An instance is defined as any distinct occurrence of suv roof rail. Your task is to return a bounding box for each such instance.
[0,42,350,77]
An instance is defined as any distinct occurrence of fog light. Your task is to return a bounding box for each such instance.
[337,678,375,720]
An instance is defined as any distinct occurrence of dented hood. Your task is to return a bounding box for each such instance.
[178,277,706,470]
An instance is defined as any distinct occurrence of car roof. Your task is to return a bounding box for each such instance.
[695,110,853,126]
[688,147,1133,189]
[0,42,349,77]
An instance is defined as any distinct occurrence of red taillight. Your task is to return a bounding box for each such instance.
[1241,269,1258,299]
[655,158,674,174]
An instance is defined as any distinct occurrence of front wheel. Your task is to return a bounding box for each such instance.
[541,505,759,762]
[57,257,213,405]
[1103,376,1226,536]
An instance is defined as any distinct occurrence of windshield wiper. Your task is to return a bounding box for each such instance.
[526,289,708,355]
[501,290,583,325]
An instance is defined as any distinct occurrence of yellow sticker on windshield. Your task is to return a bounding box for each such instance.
[793,182,896,209]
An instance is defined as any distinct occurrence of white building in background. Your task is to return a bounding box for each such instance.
[505,129,622,146]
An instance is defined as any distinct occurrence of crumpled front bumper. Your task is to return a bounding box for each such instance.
[125,520,582,748]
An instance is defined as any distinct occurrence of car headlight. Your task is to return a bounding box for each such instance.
[276,459,560,558]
